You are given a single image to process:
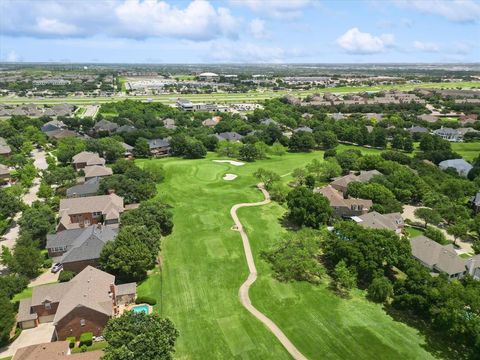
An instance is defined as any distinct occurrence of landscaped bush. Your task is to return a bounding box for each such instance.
[80,344,87,352]
[66,336,76,348]
[79,332,93,347]
[42,259,53,269]
[135,296,157,306]
[59,270,75,283]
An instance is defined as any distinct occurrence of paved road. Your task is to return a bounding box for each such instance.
[230,184,308,360]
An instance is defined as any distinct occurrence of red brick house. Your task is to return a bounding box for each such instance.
[17,266,136,340]
[72,152,105,171]
[57,194,124,232]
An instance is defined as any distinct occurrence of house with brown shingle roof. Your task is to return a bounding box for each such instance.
[12,341,103,360]
[410,235,468,279]
[314,185,372,218]
[330,170,382,194]
[57,193,124,232]
[16,266,136,340]
[83,165,112,181]
[352,211,404,234]
[0,164,11,184]
[72,152,106,171]
[0,137,11,156]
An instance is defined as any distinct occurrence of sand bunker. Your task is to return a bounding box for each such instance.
[223,173,238,181]
[213,160,245,166]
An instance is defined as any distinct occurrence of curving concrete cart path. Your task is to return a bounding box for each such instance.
[230,184,308,360]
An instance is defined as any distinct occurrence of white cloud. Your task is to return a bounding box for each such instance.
[5,50,20,62]
[115,0,238,40]
[232,0,312,19]
[413,41,440,52]
[395,0,480,23]
[36,17,80,36]
[248,18,269,39]
[336,28,395,54]
[1,0,239,40]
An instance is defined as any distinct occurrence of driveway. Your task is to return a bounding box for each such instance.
[402,205,473,254]
[0,323,55,358]
[28,270,59,287]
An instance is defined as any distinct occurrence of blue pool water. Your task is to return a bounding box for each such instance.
[131,304,149,314]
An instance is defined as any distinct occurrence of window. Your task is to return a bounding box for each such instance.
[45,302,51,310]
[93,211,102,217]
[80,319,86,326]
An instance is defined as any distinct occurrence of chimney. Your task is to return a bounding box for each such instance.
[110,284,116,306]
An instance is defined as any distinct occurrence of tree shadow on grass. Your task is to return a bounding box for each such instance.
[384,306,469,360]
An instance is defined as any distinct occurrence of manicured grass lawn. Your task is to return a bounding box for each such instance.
[135,147,437,360]
[71,341,107,353]
[12,287,32,302]
[405,226,425,238]
[451,142,480,161]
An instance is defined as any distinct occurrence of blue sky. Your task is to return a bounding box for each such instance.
[0,0,479,63]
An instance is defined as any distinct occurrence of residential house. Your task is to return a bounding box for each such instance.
[406,125,429,135]
[16,266,136,340]
[12,341,103,360]
[46,224,117,273]
[294,126,313,133]
[115,125,137,134]
[410,235,468,279]
[213,132,243,142]
[163,118,177,129]
[72,152,106,171]
[0,137,11,156]
[147,138,171,157]
[260,118,278,126]
[330,170,382,194]
[93,119,118,134]
[352,211,404,234]
[438,158,473,177]
[470,192,480,214]
[330,113,345,121]
[66,177,101,198]
[45,129,79,140]
[41,119,67,133]
[57,193,124,231]
[315,185,372,218]
[202,116,221,127]
[84,165,112,181]
[0,164,11,184]
[121,142,134,157]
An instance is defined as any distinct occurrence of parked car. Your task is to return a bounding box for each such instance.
[51,263,63,273]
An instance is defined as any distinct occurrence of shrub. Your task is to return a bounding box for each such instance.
[66,336,76,348]
[135,296,157,306]
[10,328,22,343]
[79,332,93,347]
[367,276,393,303]
[80,345,87,352]
[59,270,76,283]
[42,259,53,269]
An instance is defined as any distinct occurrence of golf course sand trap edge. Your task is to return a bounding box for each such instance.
[223,173,237,181]
[213,160,245,166]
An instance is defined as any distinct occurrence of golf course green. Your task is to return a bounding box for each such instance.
[135,148,437,360]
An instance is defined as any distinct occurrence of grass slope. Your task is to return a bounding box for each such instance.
[136,148,436,360]
[451,142,480,161]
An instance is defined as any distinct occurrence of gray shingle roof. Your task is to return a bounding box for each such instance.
[213,132,243,141]
[410,235,467,276]
[438,159,473,176]
[47,224,117,264]
[147,138,170,149]
[355,211,403,231]
[66,177,101,197]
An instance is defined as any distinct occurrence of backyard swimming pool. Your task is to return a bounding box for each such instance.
[131,304,150,314]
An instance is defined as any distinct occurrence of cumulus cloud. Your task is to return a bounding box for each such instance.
[1,0,239,40]
[248,18,269,39]
[336,28,395,54]
[232,0,312,19]
[395,0,480,23]
[413,41,440,52]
